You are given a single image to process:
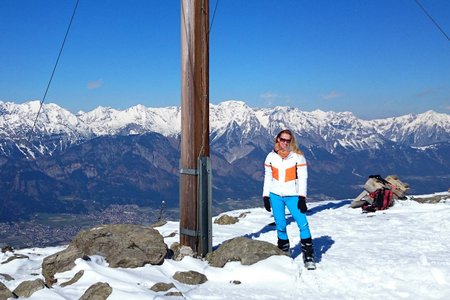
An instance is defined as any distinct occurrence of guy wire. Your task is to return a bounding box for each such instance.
[209,0,220,35]
[414,0,449,42]
[27,0,80,142]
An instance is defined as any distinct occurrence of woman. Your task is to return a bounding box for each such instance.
[262,129,316,270]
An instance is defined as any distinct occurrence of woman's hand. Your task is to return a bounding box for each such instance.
[298,196,308,213]
[263,196,271,212]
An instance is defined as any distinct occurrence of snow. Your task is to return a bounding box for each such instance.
[1,100,449,154]
[77,105,181,136]
[1,192,450,299]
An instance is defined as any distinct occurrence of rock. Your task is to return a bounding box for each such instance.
[72,224,168,268]
[42,245,82,285]
[172,270,208,285]
[1,245,13,253]
[0,273,14,281]
[165,291,183,297]
[164,231,177,238]
[79,282,112,300]
[170,242,195,261]
[238,211,250,218]
[151,220,167,228]
[12,278,45,298]
[1,254,29,264]
[410,194,449,204]
[385,175,409,199]
[206,236,288,267]
[60,270,84,287]
[150,282,176,292]
[214,214,239,225]
[0,282,15,299]
[42,224,168,285]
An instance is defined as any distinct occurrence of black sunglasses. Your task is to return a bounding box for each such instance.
[279,137,291,143]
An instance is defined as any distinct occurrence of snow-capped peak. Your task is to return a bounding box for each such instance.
[1,100,449,153]
[0,101,91,140]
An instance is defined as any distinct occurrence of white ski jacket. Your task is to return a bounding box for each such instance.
[262,150,308,197]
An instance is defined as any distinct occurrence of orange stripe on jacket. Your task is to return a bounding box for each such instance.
[285,165,297,182]
[271,166,279,181]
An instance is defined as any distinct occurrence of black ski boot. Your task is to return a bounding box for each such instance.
[301,237,316,270]
[277,238,290,253]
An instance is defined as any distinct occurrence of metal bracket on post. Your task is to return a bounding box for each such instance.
[197,156,212,257]
[180,228,197,237]
[180,168,199,176]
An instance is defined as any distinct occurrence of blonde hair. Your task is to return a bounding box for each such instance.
[275,129,304,155]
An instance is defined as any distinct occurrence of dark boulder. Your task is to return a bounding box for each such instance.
[42,224,167,285]
[206,236,288,267]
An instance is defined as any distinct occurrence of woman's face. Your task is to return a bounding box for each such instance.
[278,133,292,150]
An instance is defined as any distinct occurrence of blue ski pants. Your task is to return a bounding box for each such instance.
[270,192,311,240]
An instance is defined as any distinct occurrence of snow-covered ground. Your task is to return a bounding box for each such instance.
[1,192,450,299]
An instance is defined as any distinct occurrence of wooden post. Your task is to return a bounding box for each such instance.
[180,0,210,254]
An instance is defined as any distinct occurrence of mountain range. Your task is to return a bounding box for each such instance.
[1,100,449,221]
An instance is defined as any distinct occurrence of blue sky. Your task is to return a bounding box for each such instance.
[1,0,449,119]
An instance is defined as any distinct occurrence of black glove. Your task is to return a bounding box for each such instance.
[298,196,308,213]
[263,196,271,212]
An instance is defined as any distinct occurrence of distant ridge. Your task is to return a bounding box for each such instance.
[1,100,449,157]
[0,100,449,221]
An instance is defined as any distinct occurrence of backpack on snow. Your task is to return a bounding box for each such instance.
[361,187,394,212]
[361,175,394,212]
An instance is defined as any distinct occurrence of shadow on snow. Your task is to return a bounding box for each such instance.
[238,199,349,261]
